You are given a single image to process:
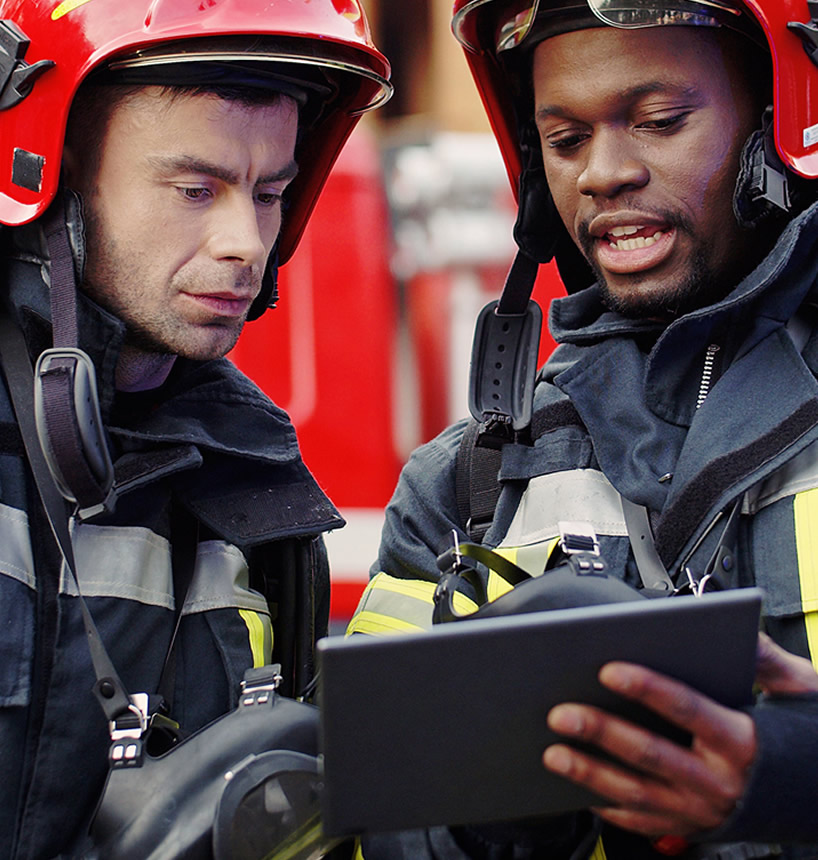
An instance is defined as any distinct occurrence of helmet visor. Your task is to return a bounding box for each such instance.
[587,0,741,28]
[453,0,747,54]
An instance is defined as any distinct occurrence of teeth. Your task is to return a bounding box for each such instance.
[609,225,642,237]
[609,230,664,251]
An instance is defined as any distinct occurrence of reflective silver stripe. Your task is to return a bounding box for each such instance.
[745,438,818,514]
[62,522,173,607]
[501,469,627,547]
[183,540,269,616]
[61,524,268,616]
[0,502,34,589]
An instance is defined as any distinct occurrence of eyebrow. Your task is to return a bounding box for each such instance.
[535,81,702,124]
[147,154,300,186]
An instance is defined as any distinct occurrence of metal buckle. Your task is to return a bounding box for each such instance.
[559,521,605,573]
[108,693,149,768]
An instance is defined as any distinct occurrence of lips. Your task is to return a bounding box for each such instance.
[183,291,254,318]
[589,217,677,275]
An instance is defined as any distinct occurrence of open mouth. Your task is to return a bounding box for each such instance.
[593,222,676,275]
[605,224,668,251]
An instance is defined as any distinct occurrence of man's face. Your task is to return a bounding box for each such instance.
[533,26,764,317]
[66,87,298,359]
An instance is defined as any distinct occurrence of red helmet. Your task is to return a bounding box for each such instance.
[0,0,392,264]
[452,0,818,279]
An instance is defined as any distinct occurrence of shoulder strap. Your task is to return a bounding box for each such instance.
[455,419,503,543]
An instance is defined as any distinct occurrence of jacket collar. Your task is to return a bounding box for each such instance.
[549,201,818,426]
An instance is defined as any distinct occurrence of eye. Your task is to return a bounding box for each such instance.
[546,131,591,151]
[637,111,692,132]
[255,190,283,208]
[178,186,211,201]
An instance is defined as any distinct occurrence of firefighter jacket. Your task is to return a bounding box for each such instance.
[0,219,343,859]
[350,199,818,859]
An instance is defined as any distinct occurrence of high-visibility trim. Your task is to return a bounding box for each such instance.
[502,469,627,548]
[61,523,269,617]
[487,546,518,601]
[746,437,818,514]
[346,572,478,636]
[0,502,34,589]
[793,488,818,665]
[353,839,364,860]
[346,610,426,636]
[590,836,607,860]
[183,540,268,616]
[487,538,562,600]
[239,609,273,668]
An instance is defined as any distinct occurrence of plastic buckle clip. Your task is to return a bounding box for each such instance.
[109,693,149,768]
[559,521,605,574]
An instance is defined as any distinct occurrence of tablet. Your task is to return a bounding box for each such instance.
[318,587,762,837]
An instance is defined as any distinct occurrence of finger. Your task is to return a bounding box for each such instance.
[543,742,729,834]
[597,662,756,761]
[547,702,745,799]
[755,632,818,695]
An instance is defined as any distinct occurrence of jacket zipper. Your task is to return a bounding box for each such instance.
[696,344,720,409]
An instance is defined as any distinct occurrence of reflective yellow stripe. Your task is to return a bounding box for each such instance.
[793,489,818,666]
[487,538,562,601]
[488,547,519,601]
[346,572,478,636]
[239,609,272,668]
[347,610,426,636]
[589,835,607,860]
[353,839,364,860]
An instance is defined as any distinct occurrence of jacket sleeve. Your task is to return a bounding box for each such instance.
[701,693,818,844]
[374,418,470,584]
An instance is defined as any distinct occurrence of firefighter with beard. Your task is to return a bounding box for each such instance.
[349,2,818,858]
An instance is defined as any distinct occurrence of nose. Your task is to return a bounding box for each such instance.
[208,193,272,270]
[576,128,649,198]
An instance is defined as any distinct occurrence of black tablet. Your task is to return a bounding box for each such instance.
[318,587,762,837]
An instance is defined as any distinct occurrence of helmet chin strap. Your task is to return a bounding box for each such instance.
[35,189,115,519]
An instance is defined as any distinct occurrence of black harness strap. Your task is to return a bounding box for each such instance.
[455,419,503,542]
[0,310,133,725]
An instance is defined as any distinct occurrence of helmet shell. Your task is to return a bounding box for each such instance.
[0,0,391,263]
[452,0,818,203]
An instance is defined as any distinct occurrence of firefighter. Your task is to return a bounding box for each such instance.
[350,1,818,857]
[0,1,389,856]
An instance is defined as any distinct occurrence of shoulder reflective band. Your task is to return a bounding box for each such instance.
[346,572,478,636]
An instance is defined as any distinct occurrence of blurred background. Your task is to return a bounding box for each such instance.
[228,0,568,627]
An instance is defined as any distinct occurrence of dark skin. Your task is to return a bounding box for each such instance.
[545,635,818,837]
[532,25,818,838]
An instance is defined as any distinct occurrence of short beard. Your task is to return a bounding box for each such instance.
[593,247,718,319]
[575,210,727,320]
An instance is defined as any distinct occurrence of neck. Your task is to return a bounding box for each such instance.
[116,345,176,392]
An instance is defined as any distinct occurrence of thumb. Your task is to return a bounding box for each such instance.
[755,632,818,696]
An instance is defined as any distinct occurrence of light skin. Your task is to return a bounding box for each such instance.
[64,86,299,388]
[533,26,766,318]
[532,26,818,836]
